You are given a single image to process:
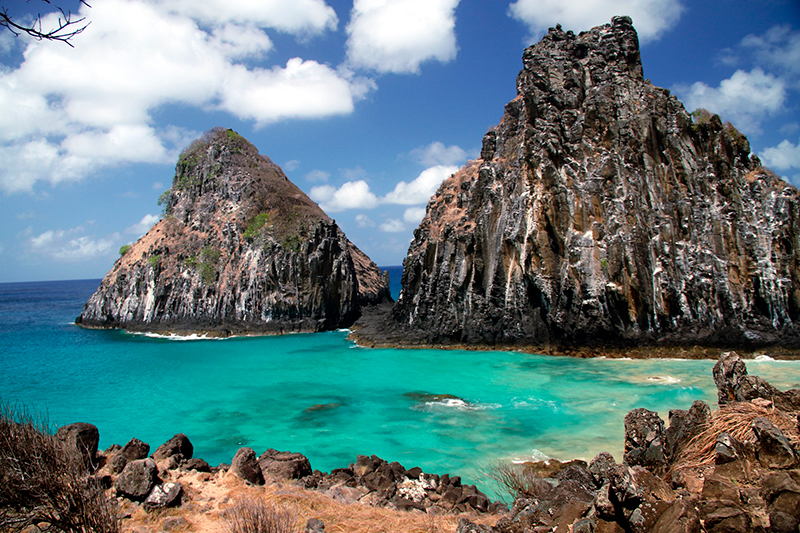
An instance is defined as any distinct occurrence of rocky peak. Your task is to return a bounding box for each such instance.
[356,18,800,351]
[77,128,390,335]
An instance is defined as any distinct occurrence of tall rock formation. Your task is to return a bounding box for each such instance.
[375,17,800,350]
[77,128,390,335]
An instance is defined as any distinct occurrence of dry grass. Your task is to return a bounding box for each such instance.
[0,402,120,532]
[120,470,495,533]
[669,401,800,476]
[264,484,481,533]
[482,461,550,504]
[223,497,298,533]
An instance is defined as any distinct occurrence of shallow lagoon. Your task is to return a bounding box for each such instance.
[1,275,799,496]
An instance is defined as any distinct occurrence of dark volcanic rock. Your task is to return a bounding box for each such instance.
[55,422,99,466]
[144,481,183,511]
[624,408,666,471]
[153,433,193,461]
[230,447,264,485]
[257,449,312,480]
[121,437,150,461]
[115,458,158,501]
[356,16,800,350]
[752,417,797,469]
[76,127,390,335]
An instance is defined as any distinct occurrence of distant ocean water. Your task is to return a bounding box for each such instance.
[2,268,799,497]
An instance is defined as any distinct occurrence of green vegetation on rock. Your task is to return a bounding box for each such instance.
[198,246,221,285]
[243,212,270,241]
[119,244,132,257]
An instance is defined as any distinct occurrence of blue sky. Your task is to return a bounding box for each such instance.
[1,0,799,282]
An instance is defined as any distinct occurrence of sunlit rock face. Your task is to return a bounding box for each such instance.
[392,17,800,349]
[77,128,390,335]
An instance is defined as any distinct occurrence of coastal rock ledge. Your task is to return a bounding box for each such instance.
[355,16,800,351]
[77,128,390,335]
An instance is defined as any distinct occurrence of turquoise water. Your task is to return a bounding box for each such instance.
[2,270,799,496]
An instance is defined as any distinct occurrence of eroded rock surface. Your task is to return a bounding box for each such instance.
[360,17,800,350]
[77,128,390,335]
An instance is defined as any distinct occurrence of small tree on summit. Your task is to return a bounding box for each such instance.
[1,0,91,46]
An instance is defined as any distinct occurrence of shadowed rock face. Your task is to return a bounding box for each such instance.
[390,17,800,349]
[77,128,390,335]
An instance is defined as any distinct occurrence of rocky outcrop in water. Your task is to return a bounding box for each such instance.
[360,17,800,351]
[76,128,390,335]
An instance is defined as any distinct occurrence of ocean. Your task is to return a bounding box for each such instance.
[2,267,799,496]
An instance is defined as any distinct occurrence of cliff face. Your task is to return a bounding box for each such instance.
[390,17,800,349]
[77,128,390,335]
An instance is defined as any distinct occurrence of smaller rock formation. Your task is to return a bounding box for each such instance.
[230,447,265,485]
[114,458,158,501]
[152,433,193,461]
[55,422,99,467]
[713,351,800,410]
[77,127,390,335]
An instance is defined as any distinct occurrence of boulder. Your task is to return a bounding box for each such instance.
[762,471,800,521]
[455,518,494,533]
[144,482,182,511]
[651,499,701,533]
[306,518,325,533]
[589,452,617,487]
[152,433,193,461]
[698,500,751,533]
[752,417,797,469]
[624,408,667,471]
[182,457,212,472]
[715,432,743,465]
[55,422,99,466]
[665,400,710,460]
[257,449,312,480]
[115,458,158,501]
[769,511,799,533]
[230,447,264,485]
[109,453,129,474]
[713,352,782,405]
[121,437,150,461]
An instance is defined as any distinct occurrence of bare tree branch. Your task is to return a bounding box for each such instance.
[1,0,91,47]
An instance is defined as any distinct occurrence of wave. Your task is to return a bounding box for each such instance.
[511,449,551,464]
[131,331,232,341]
[646,375,682,384]
[753,354,775,362]
[413,398,502,412]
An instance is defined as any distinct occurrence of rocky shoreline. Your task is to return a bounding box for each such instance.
[42,351,800,532]
[350,304,800,360]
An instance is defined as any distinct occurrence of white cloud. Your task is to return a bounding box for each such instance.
[508,0,683,43]
[403,207,427,224]
[153,182,165,191]
[740,25,800,80]
[380,219,406,232]
[219,59,372,127]
[410,142,468,166]
[162,0,339,36]
[355,214,376,227]
[28,226,121,261]
[310,180,380,212]
[760,139,800,172]
[0,0,369,194]
[283,160,301,171]
[673,68,786,135]
[125,214,161,236]
[383,165,457,205]
[346,0,460,74]
[305,170,330,182]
